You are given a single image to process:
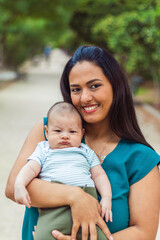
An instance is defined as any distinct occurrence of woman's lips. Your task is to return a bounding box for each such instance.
[82,104,99,113]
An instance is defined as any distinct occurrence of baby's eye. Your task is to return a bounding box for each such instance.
[70,130,76,133]
[54,129,61,132]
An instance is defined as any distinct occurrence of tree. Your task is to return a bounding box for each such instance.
[68,0,160,101]
[92,1,160,100]
[0,0,79,69]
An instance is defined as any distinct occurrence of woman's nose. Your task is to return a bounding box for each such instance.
[81,89,92,103]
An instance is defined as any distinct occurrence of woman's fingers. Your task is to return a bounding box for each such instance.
[89,223,97,240]
[97,217,113,240]
[52,230,72,240]
[98,202,102,215]
[81,223,88,240]
[71,222,80,240]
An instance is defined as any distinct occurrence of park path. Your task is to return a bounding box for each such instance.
[0,49,160,240]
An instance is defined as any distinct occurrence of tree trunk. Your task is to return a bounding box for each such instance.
[0,33,7,69]
[151,66,160,104]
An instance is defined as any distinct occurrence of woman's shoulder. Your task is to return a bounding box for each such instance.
[111,138,160,167]
[120,139,158,156]
[119,139,160,185]
[26,119,45,142]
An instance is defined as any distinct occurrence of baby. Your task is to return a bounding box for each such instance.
[14,102,112,240]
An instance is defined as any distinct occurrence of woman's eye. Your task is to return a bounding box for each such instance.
[91,84,101,89]
[70,130,76,133]
[71,88,80,93]
[55,130,61,132]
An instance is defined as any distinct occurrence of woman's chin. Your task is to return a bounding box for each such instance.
[83,117,100,124]
[83,114,108,125]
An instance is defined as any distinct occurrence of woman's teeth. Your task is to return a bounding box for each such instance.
[83,105,98,111]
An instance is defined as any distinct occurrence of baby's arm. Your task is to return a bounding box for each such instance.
[91,165,112,222]
[14,160,41,208]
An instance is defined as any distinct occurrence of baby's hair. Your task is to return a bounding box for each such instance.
[46,101,84,127]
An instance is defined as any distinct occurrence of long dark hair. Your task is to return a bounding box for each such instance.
[60,45,153,149]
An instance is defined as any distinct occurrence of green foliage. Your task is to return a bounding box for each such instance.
[4,19,49,69]
[69,0,160,83]
[0,0,160,88]
[0,0,79,69]
[93,3,160,79]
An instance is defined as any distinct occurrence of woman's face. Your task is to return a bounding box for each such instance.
[69,61,113,124]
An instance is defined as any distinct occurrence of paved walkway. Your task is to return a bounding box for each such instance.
[0,49,160,239]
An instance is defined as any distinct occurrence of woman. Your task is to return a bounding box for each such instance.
[5,46,160,240]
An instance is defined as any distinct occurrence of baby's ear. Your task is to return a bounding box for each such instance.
[82,128,85,136]
[44,125,48,139]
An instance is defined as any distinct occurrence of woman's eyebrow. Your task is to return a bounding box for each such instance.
[70,84,80,87]
[87,79,102,84]
[70,79,102,87]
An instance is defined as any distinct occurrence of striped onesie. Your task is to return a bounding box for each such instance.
[28,141,100,187]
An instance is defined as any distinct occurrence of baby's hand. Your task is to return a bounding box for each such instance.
[14,184,31,208]
[100,196,112,222]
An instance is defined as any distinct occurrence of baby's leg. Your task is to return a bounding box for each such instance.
[34,206,73,240]
[34,207,108,240]
[34,185,108,240]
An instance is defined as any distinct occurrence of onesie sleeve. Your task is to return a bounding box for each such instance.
[83,144,100,168]
[126,145,160,186]
[28,142,47,167]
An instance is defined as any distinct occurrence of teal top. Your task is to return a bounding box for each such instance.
[22,117,160,239]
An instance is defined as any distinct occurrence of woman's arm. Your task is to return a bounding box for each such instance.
[5,120,45,201]
[112,166,160,240]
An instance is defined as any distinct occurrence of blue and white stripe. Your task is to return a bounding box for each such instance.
[28,142,100,187]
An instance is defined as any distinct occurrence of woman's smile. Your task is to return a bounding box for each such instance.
[82,104,100,113]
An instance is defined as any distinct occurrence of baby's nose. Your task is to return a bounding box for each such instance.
[61,133,69,139]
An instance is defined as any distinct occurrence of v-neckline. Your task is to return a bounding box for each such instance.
[82,136,123,163]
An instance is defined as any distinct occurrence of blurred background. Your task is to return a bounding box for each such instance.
[0,0,160,108]
[0,0,160,239]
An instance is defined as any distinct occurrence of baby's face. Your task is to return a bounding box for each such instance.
[45,112,84,149]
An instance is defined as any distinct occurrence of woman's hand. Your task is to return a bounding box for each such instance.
[52,231,72,240]
[33,188,113,240]
[69,188,113,240]
[33,227,73,240]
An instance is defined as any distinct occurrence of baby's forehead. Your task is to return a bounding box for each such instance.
[50,108,79,118]
[49,109,82,124]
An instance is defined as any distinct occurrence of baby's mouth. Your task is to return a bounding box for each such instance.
[59,141,70,145]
